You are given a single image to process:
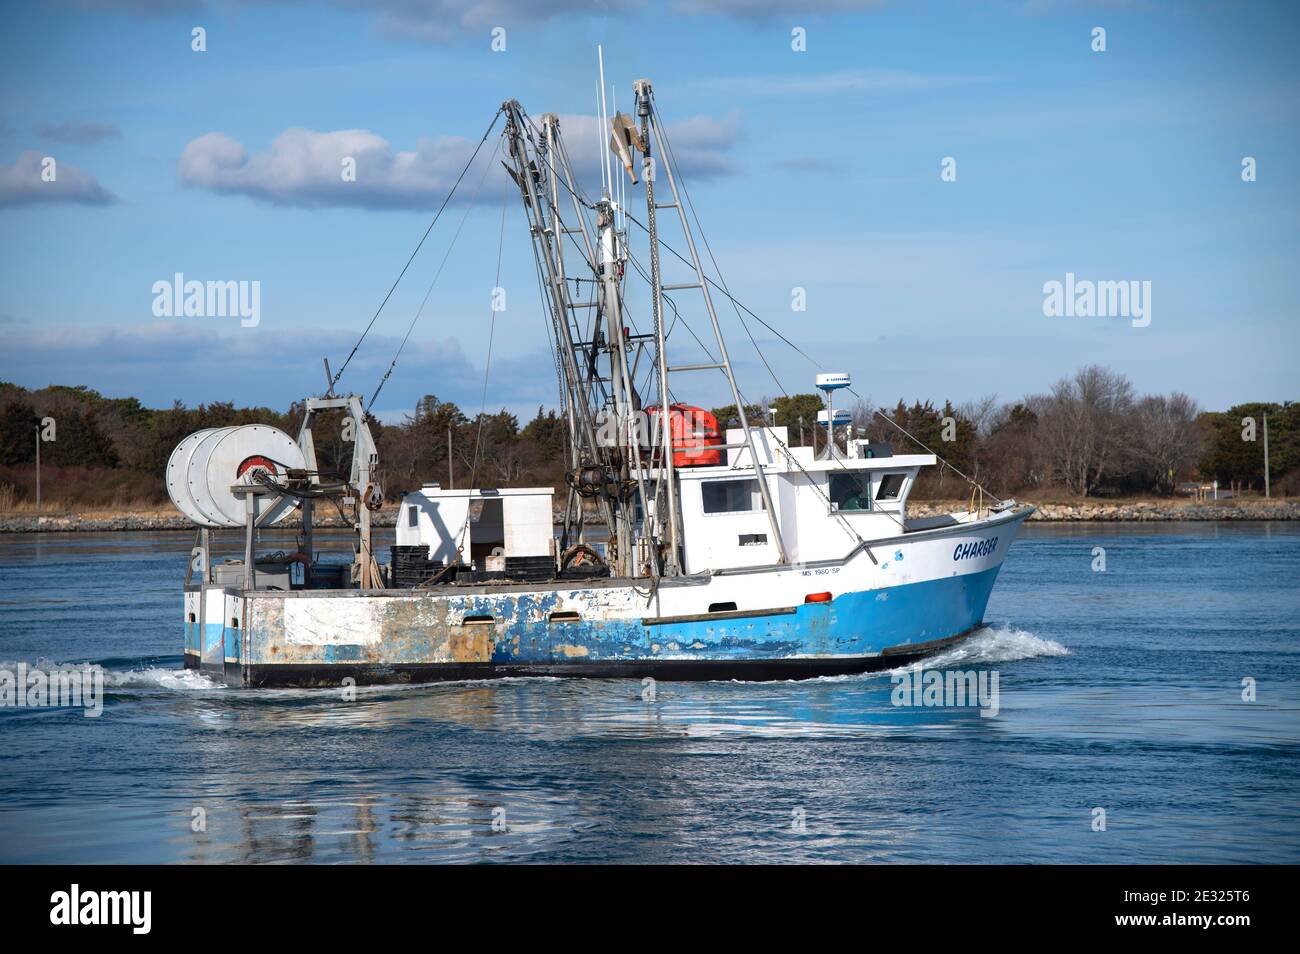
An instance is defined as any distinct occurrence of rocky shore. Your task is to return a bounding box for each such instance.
[915,499,1300,522]
[0,511,397,534]
[2,498,1297,532]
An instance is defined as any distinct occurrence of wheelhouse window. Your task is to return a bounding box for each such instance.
[875,473,906,501]
[701,479,761,514]
[407,505,419,527]
[829,472,871,512]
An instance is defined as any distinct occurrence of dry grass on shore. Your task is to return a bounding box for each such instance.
[2,494,1293,521]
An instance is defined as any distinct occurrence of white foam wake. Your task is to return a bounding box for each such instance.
[103,667,226,691]
[891,625,1069,673]
[0,659,226,693]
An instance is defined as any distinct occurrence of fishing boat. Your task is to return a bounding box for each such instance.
[170,80,1033,687]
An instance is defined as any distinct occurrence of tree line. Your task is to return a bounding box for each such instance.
[0,366,1293,509]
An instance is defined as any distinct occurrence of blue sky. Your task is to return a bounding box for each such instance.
[1,0,1297,422]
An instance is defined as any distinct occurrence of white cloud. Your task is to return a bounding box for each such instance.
[178,126,514,209]
[356,0,644,42]
[0,151,117,207]
[673,0,886,16]
[178,112,739,209]
[69,0,905,37]
[70,0,644,42]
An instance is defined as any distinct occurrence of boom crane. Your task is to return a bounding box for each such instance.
[502,101,643,577]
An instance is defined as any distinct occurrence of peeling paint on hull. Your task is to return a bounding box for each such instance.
[187,563,1005,686]
[238,635,973,687]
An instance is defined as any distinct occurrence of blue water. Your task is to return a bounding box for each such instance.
[0,523,1297,863]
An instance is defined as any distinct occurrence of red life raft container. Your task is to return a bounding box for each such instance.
[644,404,723,467]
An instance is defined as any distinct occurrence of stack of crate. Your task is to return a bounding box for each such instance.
[389,545,445,588]
[504,555,557,582]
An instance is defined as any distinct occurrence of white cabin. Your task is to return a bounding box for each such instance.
[396,485,555,566]
[397,432,935,576]
[667,427,936,574]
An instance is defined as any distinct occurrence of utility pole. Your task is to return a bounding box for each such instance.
[447,425,453,489]
[1263,413,1271,498]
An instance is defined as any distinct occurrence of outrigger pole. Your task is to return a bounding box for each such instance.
[633,79,788,565]
[636,81,682,574]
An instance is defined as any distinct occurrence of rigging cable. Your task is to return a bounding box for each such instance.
[452,202,510,559]
[649,92,787,400]
[520,101,997,548]
[646,97,880,543]
[330,108,503,393]
[640,95,975,532]
[620,206,1003,505]
[367,135,505,413]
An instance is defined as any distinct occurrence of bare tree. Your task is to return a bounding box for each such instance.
[957,394,1000,439]
[849,396,874,449]
[1034,366,1135,496]
[1132,392,1202,495]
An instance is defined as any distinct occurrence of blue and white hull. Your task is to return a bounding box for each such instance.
[184,505,1031,687]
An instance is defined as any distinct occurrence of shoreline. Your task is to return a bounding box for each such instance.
[912,500,1300,522]
[1,498,1296,533]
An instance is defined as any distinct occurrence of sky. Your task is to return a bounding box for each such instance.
[1,0,1297,424]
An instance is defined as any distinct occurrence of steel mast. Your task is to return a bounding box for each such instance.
[503,101,647,577]
[502,104,617,550]
[632,78,788,565]
[633,81,682,574]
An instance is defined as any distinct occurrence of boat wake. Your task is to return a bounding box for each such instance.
[103,667,226,692]
[0,658,226,693]
[890,625,1069,673]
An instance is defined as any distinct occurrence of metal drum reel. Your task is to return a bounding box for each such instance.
[166,424,306,528]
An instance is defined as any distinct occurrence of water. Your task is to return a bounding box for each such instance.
[1,523,1297,863]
